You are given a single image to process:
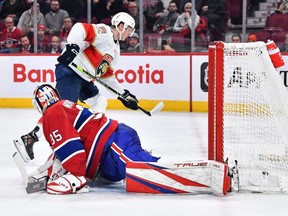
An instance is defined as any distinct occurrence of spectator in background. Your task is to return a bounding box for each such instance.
[0,0,26,22]
[127,1,145,34]
[106,0,127,18]
[17,1,45,35]
[58,16,73,49]
[153,1,180,35]
[143,0,164,32]
[44,35,62,53]
[173,2,199,38]
[231,33,241,43]
[19,35,34,53]
[44,0,68,35]
[31,24,51,53]
[206,0,227,42]
[247,33,257,42]
[279,33,288,52]
[125,32,140,53]
[273,0,288,14]
[40,0,51,15]
[0,16,23,53]
[59,0,83,21]
[86,0,110,23]
[161,37,176,52]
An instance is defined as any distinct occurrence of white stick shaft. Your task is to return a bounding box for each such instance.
[13,152,28,185]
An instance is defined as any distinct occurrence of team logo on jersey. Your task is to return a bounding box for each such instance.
[95,54,113,77]
[96,26,107,34]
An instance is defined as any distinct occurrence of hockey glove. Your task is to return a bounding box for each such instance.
[46,173,88,195]
[118,89,139,110]
[57,43,80,65]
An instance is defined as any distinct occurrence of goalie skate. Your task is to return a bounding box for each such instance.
[13,139,32,163]
[13,129,39,163]
[13,137,34,163]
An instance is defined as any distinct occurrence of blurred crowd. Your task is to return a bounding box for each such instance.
[0,0,288,53]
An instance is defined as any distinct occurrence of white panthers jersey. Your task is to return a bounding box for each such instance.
[64,22,123,94]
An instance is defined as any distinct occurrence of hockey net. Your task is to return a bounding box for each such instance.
[208,41,288,193]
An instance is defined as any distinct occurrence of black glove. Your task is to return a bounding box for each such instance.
[118,89,139,110]
[57,43,80,65]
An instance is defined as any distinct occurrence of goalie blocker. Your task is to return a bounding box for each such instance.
[126,160,231,196]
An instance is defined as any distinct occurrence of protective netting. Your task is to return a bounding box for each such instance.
[217,42,288,192]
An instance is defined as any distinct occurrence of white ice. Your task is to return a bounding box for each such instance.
[1,108,288,215]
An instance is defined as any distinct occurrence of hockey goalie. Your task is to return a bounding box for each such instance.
[13,84,231,196]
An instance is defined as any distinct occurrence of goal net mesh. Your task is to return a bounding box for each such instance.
[209,41,288,192]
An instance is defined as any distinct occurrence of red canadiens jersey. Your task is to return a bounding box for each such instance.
[42,100,118,179]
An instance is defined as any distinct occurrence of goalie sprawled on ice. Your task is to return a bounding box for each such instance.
[13,84,230,196]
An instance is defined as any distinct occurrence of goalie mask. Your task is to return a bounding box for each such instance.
[32,84,60,114]
[111,12,135,40]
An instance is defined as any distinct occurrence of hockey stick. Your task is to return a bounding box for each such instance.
[13,152,28,185]
[71,62,164,116]
[13,152,47,194]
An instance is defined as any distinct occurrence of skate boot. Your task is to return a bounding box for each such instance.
[13,126,40,163]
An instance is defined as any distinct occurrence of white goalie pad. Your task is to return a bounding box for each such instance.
[126,160,231,196]
[28,153,66,181]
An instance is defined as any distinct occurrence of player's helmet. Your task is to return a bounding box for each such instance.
[32,84,60,114]
[111,12,135,37]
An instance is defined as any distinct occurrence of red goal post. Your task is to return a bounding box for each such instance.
[208,41,288,192]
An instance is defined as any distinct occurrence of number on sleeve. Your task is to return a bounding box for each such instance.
[49,130,63,145]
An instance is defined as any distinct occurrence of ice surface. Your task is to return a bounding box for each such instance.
[1,108,288,216]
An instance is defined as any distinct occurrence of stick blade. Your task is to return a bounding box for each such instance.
[150,101,164,115]
[26,178,47,194]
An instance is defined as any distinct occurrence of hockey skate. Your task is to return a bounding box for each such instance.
[227,160,239,192]
[13,127,39,163]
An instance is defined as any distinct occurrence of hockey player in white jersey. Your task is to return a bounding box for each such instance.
[14,12,140,163]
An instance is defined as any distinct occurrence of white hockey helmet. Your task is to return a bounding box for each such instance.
[32,84,60,114]
[111,12,135,37]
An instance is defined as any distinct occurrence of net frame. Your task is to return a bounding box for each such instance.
[208,41,288,192]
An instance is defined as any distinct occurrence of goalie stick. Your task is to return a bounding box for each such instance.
[13,152,47,194]
[71,62,164,116]
[13,152,90,194]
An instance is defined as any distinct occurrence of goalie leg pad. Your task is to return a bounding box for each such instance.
[27,153,66,181]
[47,173,87,195]
[46,154,67,181]
[210,161,231,196]
[126,160,231,196]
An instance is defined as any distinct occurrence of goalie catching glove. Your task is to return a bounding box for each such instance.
[27,153,89,195]
[118,89,139,110]
[57,43,80,65]
[44,154,88,195]
[47,173,88,195]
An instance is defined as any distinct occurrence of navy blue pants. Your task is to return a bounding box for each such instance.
[98,123,160,182]
[55,64,99,102]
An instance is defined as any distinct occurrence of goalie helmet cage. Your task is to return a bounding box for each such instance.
[208,41,288,193]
